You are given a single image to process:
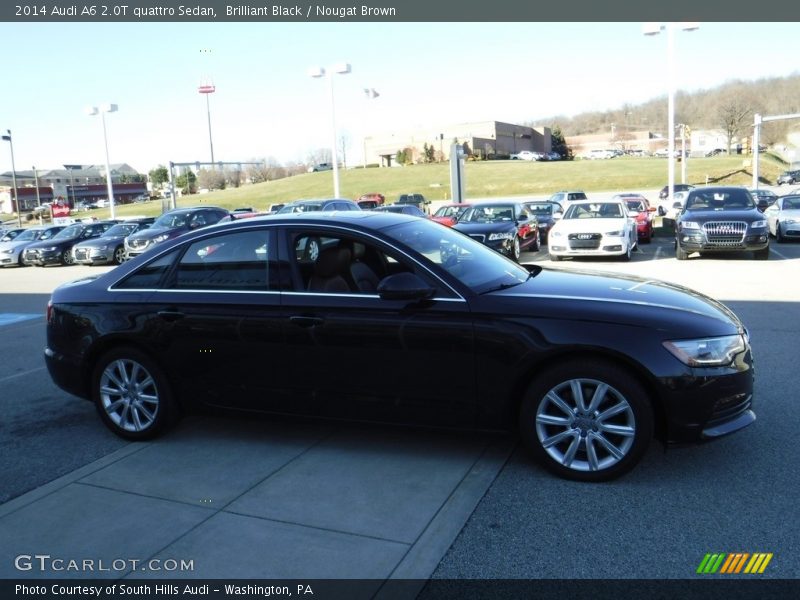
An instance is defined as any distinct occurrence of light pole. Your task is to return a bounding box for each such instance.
[309,63,352,198]
[644,22,699,204]
[64,164,78,208]
[199,48,216,167]
[362,87,379,169]
[1,130,21,227]
[32,166,41,208]
[85,103,118,219]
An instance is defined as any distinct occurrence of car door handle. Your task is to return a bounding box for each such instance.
[289,316,324,328]
[157,309,185,322]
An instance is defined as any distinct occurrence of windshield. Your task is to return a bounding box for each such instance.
[386,219,530,294]
[14,229,42,241]
[459,204,516,223]
[563,202,624,219]
[279,203,322,213]
[525,203,554,216]
[153,212,190,228]
[53,224,83,239]
[625,200,646,212]
[103,223,140,237]
[685,190,755,211]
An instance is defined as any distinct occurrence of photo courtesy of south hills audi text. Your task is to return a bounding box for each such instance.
[14,583,316,596]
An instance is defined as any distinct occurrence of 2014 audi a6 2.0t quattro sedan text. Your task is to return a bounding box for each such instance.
[44,212,755,482]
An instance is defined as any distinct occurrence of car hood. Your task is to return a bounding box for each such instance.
[490,267,744,337]
[777,208,800,218]
[551,218,628,233]
[454,221,517,234]
[127,226,181,240]
[26,236,78,249]
[680,209,761,221]
[75,235,126,248]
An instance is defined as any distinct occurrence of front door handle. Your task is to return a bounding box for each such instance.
[289,316,324,328]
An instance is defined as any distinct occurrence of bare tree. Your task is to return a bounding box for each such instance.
[716,94,754,153]
[196,168,226,191]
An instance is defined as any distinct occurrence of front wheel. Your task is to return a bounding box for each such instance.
[113,245,126,265]
[91,347,177,440]
[61,249,75,266]
[511,236,521,262]
[676,244,689,260]
[519,359,653,482]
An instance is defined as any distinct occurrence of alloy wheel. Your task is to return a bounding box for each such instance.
[534,378,636,473]
[99,358,160,433]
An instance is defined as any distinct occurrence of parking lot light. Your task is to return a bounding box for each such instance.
[309,63,352,198]
[85,104,118,219]
[2,130,21,228]
[644,23,699,204]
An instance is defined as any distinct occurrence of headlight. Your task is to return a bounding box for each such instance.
[153,234,169,243]
[42,246,57,251]
[785,218,798,225]
[604,230,623,237]
[488,232,514,241]
[750,220,767,228]
[680,221,700,230]
[663,334,746,367]
[0,248,12,254]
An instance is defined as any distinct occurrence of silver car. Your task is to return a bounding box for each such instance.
[0,225,65,267]
[764,195,800,242]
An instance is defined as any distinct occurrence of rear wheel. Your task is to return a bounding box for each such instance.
[519,359,653,482]
[91,347,177,440]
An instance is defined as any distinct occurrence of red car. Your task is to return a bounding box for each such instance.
[431,203,472,227]
[614,193,655,243]
[357,193,385,210]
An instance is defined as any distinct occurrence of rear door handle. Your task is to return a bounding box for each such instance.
[157,309,185,322]
[289,316,324,328]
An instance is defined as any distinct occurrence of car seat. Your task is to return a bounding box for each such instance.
[307,247,352,293]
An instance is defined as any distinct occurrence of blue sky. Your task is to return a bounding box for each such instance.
[1,22,796,174]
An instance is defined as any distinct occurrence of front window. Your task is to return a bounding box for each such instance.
[153,212,190,228]
[53,225,83,239]
[386,220,530,294]
[625,200,646,213]
[563,203,624,219]
[14,229,41,241]
[103,223,140,237]
[458,205,516,223]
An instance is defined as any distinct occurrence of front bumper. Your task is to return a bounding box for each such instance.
[23,251,63,266]
[677,231,769,253]
[74,247,113,265]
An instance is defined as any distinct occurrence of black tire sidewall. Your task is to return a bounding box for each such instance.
[91,347,175,440]
[519,360,654,482]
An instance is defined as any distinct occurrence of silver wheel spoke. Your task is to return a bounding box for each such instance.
[586,438,600,471]
[562,435,582,467]
[542,429,576,449]
[598,423,635,437]
[536,413,571,427]
[545,390,574,417]
[570,380,586,412]
[118,403,131,429]
[597,401,630,421]
[594,433,626,460]
[131,407,144,431]
[587,383,608,414]
[136,403,156,423]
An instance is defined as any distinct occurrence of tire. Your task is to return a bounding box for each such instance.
[91,347,177,440]
[519,359,653,482]
[113,245,126,265]
[753,246,770,260]
[531,230,541,253]
[304,237,321,261]
[61,249,75,266]
[676,243,689,260]
[511,236,521,262]
[776,223,785,244]
[619,243,631,262]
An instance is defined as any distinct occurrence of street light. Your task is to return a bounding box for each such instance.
[362,87,380,169]
[309,63,352,198]
[199,48,216,166]
[644,22,699,204]
[1,130,21,228]
[32,166,41,208]
[85,103,118,219]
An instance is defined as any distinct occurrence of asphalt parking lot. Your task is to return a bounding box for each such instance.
[1,222,799,593]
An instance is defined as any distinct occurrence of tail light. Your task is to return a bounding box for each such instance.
[46,300,54,324]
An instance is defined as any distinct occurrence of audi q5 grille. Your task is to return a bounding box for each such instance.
[703,221,747,246]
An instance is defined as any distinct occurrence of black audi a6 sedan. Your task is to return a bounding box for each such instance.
[674,186,770,260]
[45,212,755,482]
[453,201,540,261]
